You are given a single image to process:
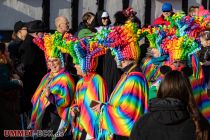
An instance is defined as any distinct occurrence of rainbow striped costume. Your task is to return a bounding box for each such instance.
[190,54,210,122]
[72,72,108,139]
[146,54,210,122]
[142,57,165,100]
[30,68,75,131]
[98,64,148,139]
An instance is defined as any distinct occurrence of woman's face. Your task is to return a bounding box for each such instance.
[47,57,62,73]
[102,17,109,26]
[87,15,95,26]
[151,48,160,58]
[74,64,84,76]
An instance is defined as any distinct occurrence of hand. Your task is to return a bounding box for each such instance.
[71,107,79,123]
[11,79,23,87]
[42,97,50,107]
[202,61,210,66]
[44,88,50,97]
[90,100,101,113]
[17,79,23,87]
[12,74,20,79]
[91,103,101,113]
[71,107,79,117]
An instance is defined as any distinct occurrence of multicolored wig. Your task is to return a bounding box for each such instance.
[142,12,208,63]
[161,35,200,62]
[167,11,210,39]
[33,31,65,68]
[104,21,142,65]
[59,35,107,74]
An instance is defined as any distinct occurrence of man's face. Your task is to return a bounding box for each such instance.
[47,57,62,73]
[74,64,83,76]
[162,11,171,18]
[18,27,28,40]
[59,18,69,33]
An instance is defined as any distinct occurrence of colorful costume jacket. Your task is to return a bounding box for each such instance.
[141,57,165,100]
[31,68,75,131]
[99,64,148,139]
[73,72,108,139]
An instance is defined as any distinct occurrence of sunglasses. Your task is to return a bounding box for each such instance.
[102,17,109,20]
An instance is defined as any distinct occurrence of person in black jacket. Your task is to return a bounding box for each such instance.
[8,21,28,78]
[130,70,209,140]
[20,20,48,113]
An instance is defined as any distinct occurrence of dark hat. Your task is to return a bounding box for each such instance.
[14,21,27,33]
[162,2,173,12]
[27,20,48,33]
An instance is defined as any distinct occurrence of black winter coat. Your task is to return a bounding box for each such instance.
[20,34,47,112]
[130,98,196,140]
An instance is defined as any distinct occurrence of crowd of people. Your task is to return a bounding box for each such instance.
[0,2,210,140]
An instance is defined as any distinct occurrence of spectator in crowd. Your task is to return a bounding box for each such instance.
[94,10,122,96]
[20,20,48,113]
[54,16,79,84]
[113,10,127,26]
[30,32,75,137]
[199,30,210,95]
[8,21,28,78]
[55,16,70,35]
[153,2,174,26]
[76,12,97,38]
[95,10,112,31]
[0,42,23,135]
[123,7,141,28]
[130,70,209,140]
[0,42,22,89]
[188,5,199,17]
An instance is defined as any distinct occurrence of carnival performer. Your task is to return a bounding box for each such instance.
[60,35,108,140]
[142,12,210,122]
[29,31,75,136]
[130,70,210,140]
[90,21,148,140]
[141,26,169,100]
[200,30,210,95]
